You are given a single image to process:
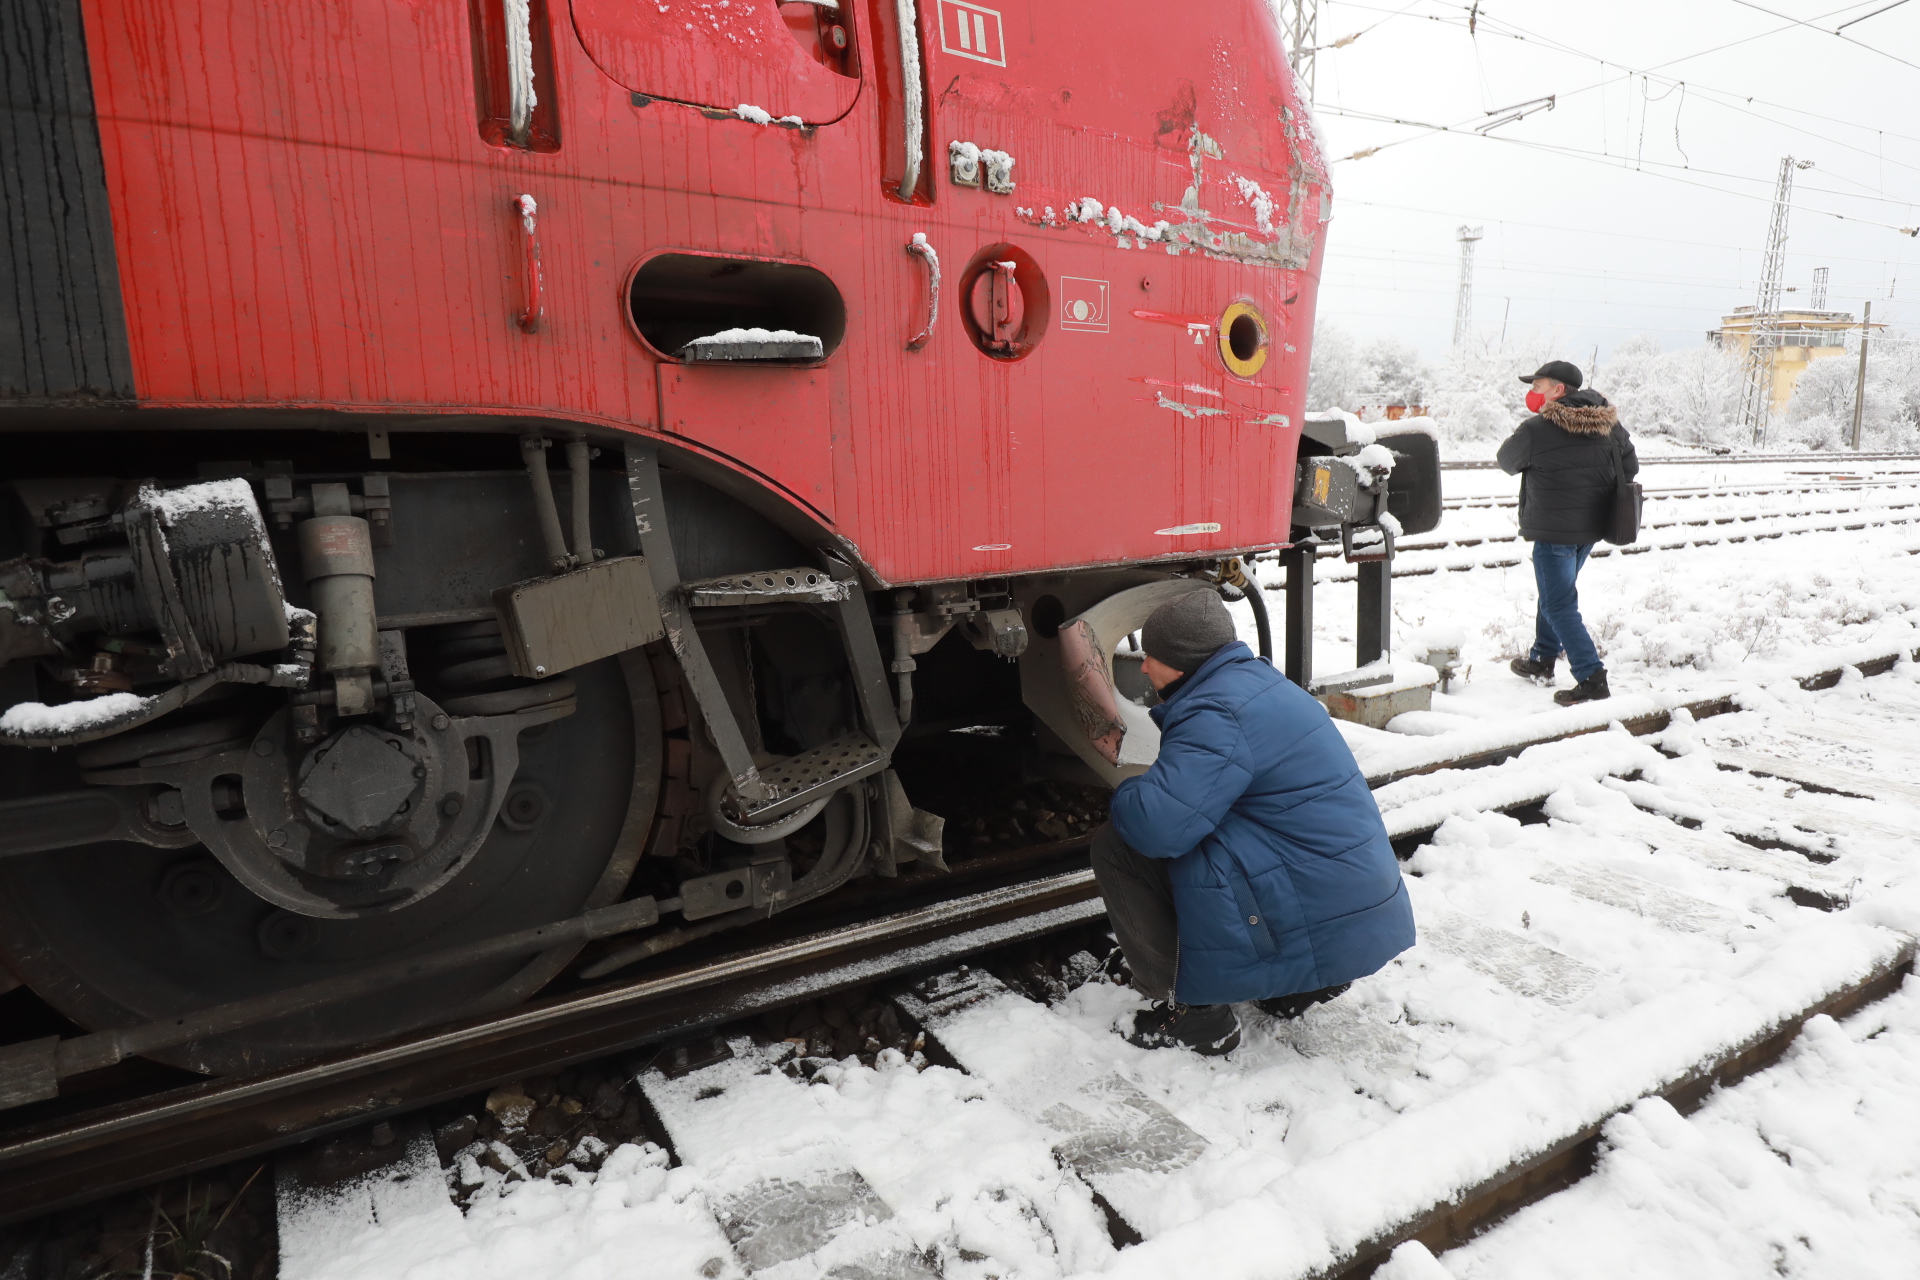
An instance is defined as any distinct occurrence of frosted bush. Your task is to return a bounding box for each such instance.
[1306,322,1434,416]
[1781,339,1920,451]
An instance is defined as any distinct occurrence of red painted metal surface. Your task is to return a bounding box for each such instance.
[78,0,1328,584]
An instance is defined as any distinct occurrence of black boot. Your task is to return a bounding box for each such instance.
[1554,669,1611,705]
[1254,982,1351,1020]
[1509,655,1556,682]
[1127,1001,1241,1055]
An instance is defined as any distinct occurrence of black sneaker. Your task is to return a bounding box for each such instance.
[1554,670,1611,705]
[1254,982,1351,1020]
[1127,1002,1241,1055]
[1509,655,1556,682]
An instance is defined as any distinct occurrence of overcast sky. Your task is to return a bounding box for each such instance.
[1304,0,1920,367]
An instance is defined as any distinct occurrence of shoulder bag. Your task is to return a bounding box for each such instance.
[1604,429,1642,546]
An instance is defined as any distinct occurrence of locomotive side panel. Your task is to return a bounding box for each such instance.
[65,0,1323,583]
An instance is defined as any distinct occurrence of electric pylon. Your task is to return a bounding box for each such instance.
[1453,225,1484,349]
[1282,0,1319,100]
[1738,157,1814,446]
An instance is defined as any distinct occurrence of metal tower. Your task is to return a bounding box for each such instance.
[1453,225,1484,348]
[1737,157,1814,446]
[1810,266,1829,311]
[1281,0,1319,100]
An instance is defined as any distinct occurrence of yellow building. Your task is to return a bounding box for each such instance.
[1708,307,1867,413]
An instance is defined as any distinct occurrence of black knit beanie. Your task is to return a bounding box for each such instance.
[1140,589,1236,674]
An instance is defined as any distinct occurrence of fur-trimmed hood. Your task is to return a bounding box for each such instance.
[1541,389,1618,436]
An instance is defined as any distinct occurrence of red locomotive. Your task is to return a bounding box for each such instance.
[0,0,1431,1088]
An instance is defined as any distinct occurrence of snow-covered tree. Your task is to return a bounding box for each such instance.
[1360,336,1431,410]
[1782,333,1920,450]
[1306,322,1367,413]
[1603,343,1745,445]
[1426,331,1563,442]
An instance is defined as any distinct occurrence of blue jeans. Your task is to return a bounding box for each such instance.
[1530,541,1602,682]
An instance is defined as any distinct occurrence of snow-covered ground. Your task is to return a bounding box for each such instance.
[280,467,1920,1280]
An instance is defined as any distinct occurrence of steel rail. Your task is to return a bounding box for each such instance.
[0,866,1101,1225]
[1443,452,1920,471]
[1397,498,1920,554]
[1444,477,1920,510]
[1308,509,1920,582]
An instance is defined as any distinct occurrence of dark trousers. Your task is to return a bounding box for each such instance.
[1530,541,1602,682]
[1091,823,1180,1003]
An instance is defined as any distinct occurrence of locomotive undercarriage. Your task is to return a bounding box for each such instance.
[0,425,1070,1082]
[0,417,1436,1093]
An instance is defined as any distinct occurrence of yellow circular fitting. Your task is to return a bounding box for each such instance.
[1218,302,1269,378]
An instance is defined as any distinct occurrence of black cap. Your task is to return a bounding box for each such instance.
[1519,360,1583,389]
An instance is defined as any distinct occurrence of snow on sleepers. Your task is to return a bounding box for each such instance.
[1370,728,1656,843]
[1095,913,1917,1280]
[1354,690,1730,788]
[1588,778,1851,910]
[639,1052,938,1276]
[1418,912,1601,1006]
[1355,640,1920,789]
[894,967,1207,1239]
[1709,744,1920,808]
[277,1125,454,1280]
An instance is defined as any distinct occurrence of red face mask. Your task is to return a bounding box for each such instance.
[1525,390,1547,413]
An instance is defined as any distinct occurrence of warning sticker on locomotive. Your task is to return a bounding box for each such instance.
[938,0,1007,66]
[1059,278,1110,333]
[1154,522,1222,536]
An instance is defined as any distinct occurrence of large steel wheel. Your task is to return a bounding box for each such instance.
[0,651,661,1075]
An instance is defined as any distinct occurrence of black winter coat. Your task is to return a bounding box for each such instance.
[1495,389,1639,544]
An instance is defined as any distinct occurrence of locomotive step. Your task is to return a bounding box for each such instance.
[681,567,853,608]
[734,732,891,823]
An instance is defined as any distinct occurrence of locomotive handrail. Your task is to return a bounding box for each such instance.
[514,193,543,333]
[906,233,940,350]
[896,0,924,196]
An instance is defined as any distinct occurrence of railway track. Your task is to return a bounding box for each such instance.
[1445,476,1920,511]
[1299,496,1920,583]
[6,646,1919,1278]
[1442,452,1920,471]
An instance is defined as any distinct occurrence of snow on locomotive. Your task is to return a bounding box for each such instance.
[0,0,1433,1084]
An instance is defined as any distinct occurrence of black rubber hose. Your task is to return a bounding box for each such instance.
[1242,572,1274,662]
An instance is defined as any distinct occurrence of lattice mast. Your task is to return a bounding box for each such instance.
[1282,0,1319,100]
[1810,266,1829,311]
[1738,157,1812,446]
[1453,225,1484,349]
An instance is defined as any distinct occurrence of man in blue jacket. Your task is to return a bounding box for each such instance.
[1097,588,1416,1054]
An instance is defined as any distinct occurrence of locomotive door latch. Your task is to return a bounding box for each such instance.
[978,260,1021,353]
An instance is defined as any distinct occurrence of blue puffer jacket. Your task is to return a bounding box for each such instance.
[1109,642,1416,1006]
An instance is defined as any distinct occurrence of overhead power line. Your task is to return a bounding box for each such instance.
[1720,0,1920,72]
[1316,105,1917,232]
[1336,196,1920,267]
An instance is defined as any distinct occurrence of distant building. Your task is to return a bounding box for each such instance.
[1708,307,1877,413]
[1354,404,1428,422]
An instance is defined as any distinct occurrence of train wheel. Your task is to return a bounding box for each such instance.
[0,650,661,1075]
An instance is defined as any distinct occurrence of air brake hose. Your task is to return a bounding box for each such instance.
[1219,558,1274,662]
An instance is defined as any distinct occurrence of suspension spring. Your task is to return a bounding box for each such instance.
[427,619,577,716]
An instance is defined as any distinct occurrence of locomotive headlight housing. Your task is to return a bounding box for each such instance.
[1218,301,1269,378]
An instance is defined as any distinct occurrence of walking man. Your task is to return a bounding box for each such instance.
[1092,589,1416,1055]
[1499,360,1638,705]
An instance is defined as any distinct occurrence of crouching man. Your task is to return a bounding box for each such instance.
[1094,590,1417,1055]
